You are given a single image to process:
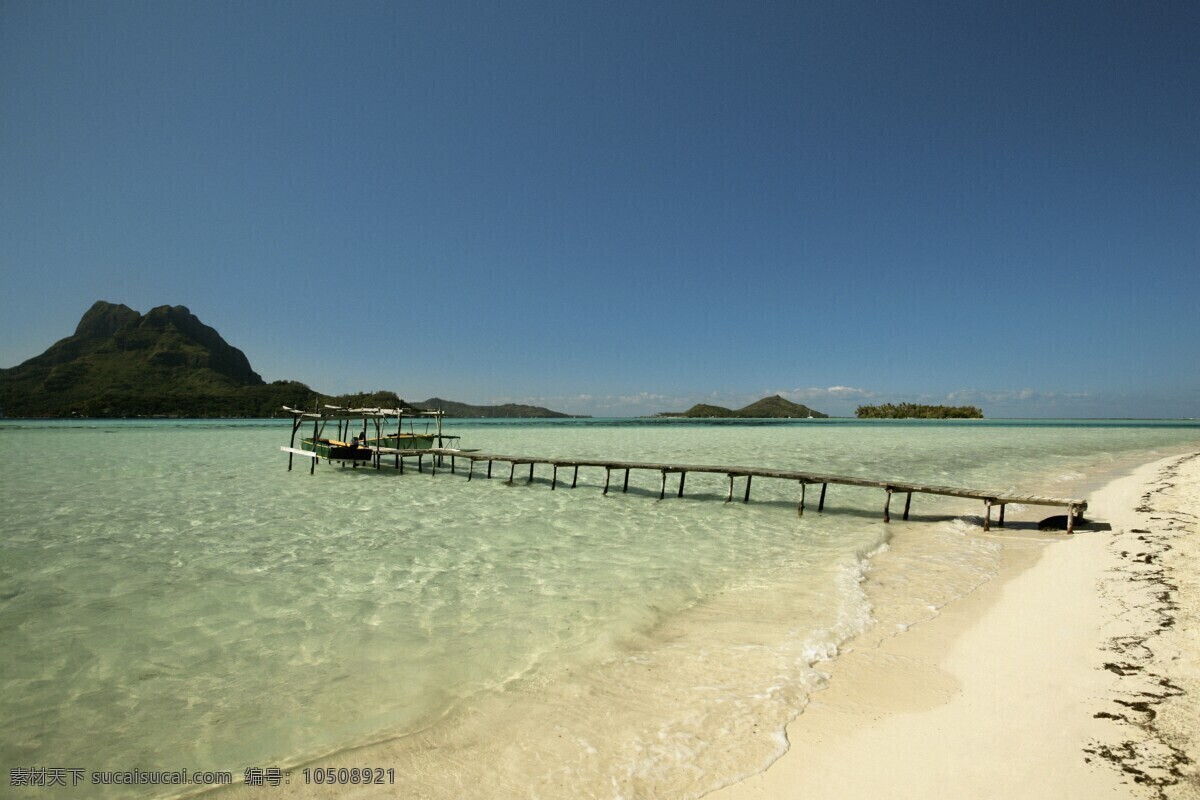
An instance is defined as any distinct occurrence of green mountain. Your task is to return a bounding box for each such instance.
[0,301,289,416]
[419,397,583,418]
[0,302,578,418]
[659,395,828,419]
[736,395,828,418]
[26,300,262,385]
[670,403,734,418]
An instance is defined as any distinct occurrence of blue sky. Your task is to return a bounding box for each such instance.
[2,1,1197,417]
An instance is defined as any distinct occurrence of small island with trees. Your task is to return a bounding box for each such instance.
[855,403,983,419]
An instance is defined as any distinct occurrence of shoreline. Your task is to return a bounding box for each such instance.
[708,451,1200,800]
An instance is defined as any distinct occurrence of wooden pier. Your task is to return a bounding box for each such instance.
[282,445,1089,533]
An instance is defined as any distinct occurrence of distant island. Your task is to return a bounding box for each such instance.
[856,403,983,419]
[656,395,828,419]
[0,301,578,419]
[418,397,584,419]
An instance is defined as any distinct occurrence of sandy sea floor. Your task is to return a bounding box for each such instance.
[196,447,1200,800]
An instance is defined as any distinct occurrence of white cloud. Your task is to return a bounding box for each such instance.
[777,386,877,403]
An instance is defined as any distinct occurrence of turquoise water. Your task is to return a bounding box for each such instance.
[2,418,1198,798]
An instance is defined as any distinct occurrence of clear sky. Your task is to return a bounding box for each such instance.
[2,1,1197,417]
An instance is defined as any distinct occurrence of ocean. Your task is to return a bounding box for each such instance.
[2,418,1199,798]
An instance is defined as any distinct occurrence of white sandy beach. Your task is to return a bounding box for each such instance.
[709,451,1200,800]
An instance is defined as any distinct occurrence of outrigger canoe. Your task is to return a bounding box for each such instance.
[281,404,460,471]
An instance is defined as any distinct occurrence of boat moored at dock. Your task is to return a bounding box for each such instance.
[281,404,459,471]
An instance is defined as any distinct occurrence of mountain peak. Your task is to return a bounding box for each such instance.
[0,301,266,415]
[73,300,140,340]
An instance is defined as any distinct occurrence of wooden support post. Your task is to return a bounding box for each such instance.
[1066,504,1076,534]
[604,467,611,495]
[798,481,806,516]
[572,466,579,488]
[399,455,404,475]
[884,488,892,523]
[903,492,912,520]
[983,499,992,531]
[288,418,300,471]
[418,454,423,473]
[743,475,752,503]
[623,468,630,493]
[552,465,558,490]
[998,504,1005,528]
[487,460,493,479]
[818,483,827,512]
[451,455,456,474]
[528,463,534,484]
[727,474,734,503]
[467,460,474,481]
[508,462,516,485]
[312,422,321,472]
[678,471,686,498]
[659,470,667,500]
[310,418,319,474]
[431,455,437,477]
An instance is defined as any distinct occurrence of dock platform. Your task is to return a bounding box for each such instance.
[282,445,1089,533]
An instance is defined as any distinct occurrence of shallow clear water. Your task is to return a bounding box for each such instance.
[2,418,1198,798]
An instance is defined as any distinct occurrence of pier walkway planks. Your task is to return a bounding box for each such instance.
[285,444,1089,533]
